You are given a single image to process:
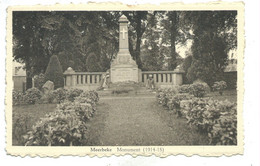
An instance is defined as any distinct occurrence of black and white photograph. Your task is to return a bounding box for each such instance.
[6,2,244,157]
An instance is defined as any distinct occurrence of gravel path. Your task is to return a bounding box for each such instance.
[89,95,208,146]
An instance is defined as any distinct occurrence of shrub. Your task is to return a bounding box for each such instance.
[212,81,227,95]
[13,91,24,105]
[189,82,209,97]
[167,93,193,117]
[66,88,83,102]
[178,84,190,94]
[74,91,99,112]
[184,98,237,145]
[33,73,46,90]
[24,109,88,146]
[52,88,68,103]
[13,114,32,145]
[209,101,237,145]
[23,90,99,146]
[156,88,178,107]
[45,55,64,89]
[23,87,42,104]
[43,91,56,104]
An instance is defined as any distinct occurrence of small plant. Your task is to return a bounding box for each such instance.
[212,81,227,95]
[188,82,209,97]
[23,87,42,104]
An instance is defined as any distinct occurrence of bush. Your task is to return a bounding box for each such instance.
[43,91,56,104]
[189,82,209,97]
[156,88,178,107]
[45,55,64,89]
[167,93,193,117]
[24,109,88,146]
[13,91,24,105]
[52,88,68,103]
[212,81,227,95]
[23,90,100,146]
[184,98,237,145]
[80,90,99,103]
[13,114,32,145]
[66,88,83,102]
[23,88,42,104]
[33,73,46,90]
[209,101,237,145]
[178,84,190,94]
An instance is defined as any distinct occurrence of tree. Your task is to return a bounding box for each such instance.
[86,53,102,72]
[183,11,237,86]
[123,11,148,69]
[168,11,178,70]
[44,55,64,89]
[141,12,164,71]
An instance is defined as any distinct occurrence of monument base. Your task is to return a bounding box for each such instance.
[110,66,139,83]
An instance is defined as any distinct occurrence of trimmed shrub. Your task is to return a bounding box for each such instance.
[184,98,237,145]
[189,82,209,97]
[209,101,237,145]
[212,81,227,95]
[45,55,64,89]
[156,88,178,107]
[178,84,190,94]
[23,88,42,104]
[13,114,32,145]
[13,91,24,105]
[167,93,193,117]
[66,88,83,102]
[24,109,88,146]
[33,73,46,90]
[23,90,99,146]
[43,91,56,104]
[52,88,68,103]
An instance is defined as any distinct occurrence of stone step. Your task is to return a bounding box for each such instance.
[97,89,156,97]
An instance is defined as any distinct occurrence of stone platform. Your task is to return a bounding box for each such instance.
[97,82,155,97]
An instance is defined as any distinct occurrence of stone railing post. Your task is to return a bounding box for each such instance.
[173,66,185,86]
[63,67,76,88]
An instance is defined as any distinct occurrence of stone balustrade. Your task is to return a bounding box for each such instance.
[141,68,185,88]
[64,67,105,90]
[64,67,184,90]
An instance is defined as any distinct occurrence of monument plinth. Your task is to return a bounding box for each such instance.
[110,15,139,83]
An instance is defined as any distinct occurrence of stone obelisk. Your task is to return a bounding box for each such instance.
[110,15,139,83]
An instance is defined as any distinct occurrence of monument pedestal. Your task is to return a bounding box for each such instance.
[110,15,140,83]
[111,65,139,83]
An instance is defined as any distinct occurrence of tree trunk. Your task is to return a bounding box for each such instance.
[169,11,178,70]
[135,12,143,69]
